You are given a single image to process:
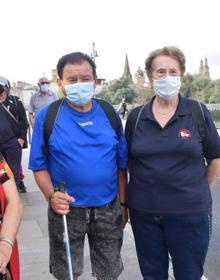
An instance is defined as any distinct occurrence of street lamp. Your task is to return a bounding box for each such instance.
[91,42,98,63]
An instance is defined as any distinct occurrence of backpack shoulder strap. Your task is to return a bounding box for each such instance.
[94,98,121,139]
[42,98,64,154]
[125,104,144,153]
[185,98,206,139]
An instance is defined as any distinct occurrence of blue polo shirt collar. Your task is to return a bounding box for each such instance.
[140,94,190,121]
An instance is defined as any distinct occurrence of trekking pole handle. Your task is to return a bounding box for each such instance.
[58,181,66,194]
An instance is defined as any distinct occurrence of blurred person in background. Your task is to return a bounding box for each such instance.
[28,77,57,128]
[0,76,29,193]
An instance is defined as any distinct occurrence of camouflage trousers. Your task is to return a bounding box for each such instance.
[48,197,124,280]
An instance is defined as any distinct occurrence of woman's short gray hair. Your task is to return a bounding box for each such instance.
[145,46,186,79]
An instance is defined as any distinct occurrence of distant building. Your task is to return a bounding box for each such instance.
[12,81,38,109]
[134,67,145,87]
[50,69,63,98]
[51,69,58,83]
[199,57,210,78]
[122,54,132,82]
[11,69,60,108]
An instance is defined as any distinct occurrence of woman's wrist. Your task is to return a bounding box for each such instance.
[0,236,14,249]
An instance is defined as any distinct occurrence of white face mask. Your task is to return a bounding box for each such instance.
[153,76,181,100]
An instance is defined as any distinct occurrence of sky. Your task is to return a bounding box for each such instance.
[1,0,220,85]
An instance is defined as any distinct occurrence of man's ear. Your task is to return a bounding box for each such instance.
[57,79,66,96]
[57,79,62,88]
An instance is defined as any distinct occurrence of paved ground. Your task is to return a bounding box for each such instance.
[17,148,175,280]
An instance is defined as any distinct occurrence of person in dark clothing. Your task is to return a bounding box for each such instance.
[0,76,29,192]
[125,46,220,280]
[118,98,128,119]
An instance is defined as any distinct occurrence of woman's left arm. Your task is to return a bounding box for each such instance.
[200,104,220,188]
[0,178,22,273]
[118,168,128,227]
[1,178,23,240]
[207,158,220,188]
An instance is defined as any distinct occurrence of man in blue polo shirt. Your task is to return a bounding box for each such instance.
[29,52,128,280]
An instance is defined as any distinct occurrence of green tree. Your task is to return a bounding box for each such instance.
[98,77,136,104]
[134,86,153,104]
[181,73,194,98]
[192,75,210,100]
[209,93,220,103]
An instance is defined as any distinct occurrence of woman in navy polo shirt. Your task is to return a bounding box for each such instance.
[125,46,220,280]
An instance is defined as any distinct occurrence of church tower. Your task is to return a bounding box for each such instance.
[199,59,203,75]
[134,67,145,87]
[203,57,210,78]
[51,69,58,83]
[199,58,210,78]
[122,54,132,82]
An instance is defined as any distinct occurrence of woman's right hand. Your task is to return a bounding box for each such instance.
[0,243,12,275]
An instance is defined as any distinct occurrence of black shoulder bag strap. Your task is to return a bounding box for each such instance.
[0,103,18,123]
[94,98,121,140]
[125,104,145,154]
[185,98,206,141]
[42,98,64,155]
[10,95,19,121]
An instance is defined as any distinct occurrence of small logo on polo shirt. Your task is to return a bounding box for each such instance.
[178,128,191,139]
[78,121,93,127]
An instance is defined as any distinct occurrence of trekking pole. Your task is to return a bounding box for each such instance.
[59,182,74,280]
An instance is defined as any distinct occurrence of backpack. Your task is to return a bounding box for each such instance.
[0,186,20,280]
[125,98,206,153]
[41,98,121,155]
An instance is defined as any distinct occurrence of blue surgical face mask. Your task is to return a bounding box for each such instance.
[65,82,94,106]
[40,84,49,92]
[153,76,181,100]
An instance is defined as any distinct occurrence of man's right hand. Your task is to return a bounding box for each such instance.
[49,191,75,215]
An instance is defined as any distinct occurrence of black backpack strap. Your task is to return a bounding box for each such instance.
[42,98,64,155]
[185,98,206,140]
[94,98,121,139]
[125,105,144,154]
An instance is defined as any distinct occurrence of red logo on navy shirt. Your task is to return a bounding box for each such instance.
[178,128,192,139]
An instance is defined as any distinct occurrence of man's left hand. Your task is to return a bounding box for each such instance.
[120,207,128,228]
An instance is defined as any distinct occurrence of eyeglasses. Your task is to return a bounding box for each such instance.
[40,82,49,85]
